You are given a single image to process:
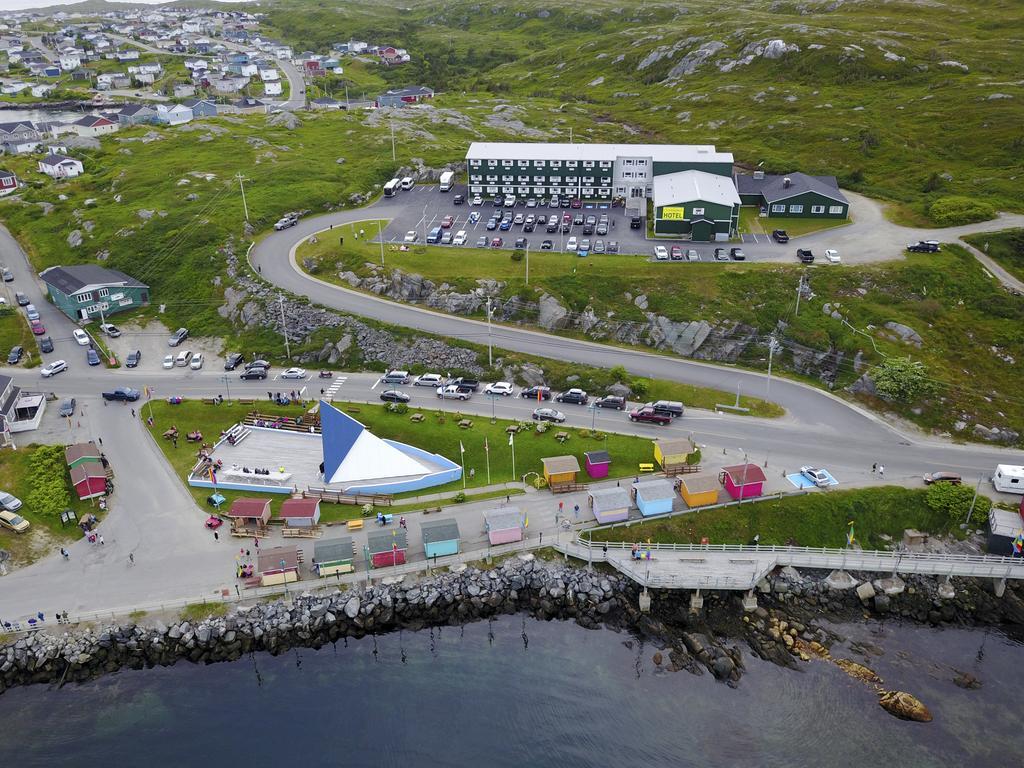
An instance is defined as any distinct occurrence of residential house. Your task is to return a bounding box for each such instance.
[210,74,248,94]
[183,58,208,72]
[310,97,341,110]
[39,264,149,321]
[0,121,42,154]
[38,154,83,179]
[375,86,434,108]
[58,52,82,69]
[263,80,282,97]
[115,48,140,61]
[0,169,18,196]
[257,63,279,81]
[272,45,292,60]
[303,59,324,76]
[172,82,195,98]
[117,103,157,126]
[30,84,55,98]
[0,373,45,436]
[41,64,61,78]
[154,103,192,125]
[132,71,156,85]
[734,171,850,219]
[70,114,118,138]
[0,81,30,95]
[231,97,267,115]
[70,68,94,82]
[378,46,410,66]
[345,40,369,54]
[182,97,217,118]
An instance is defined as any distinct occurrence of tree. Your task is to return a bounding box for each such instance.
[871,356,931,402]
[926,482,989,526]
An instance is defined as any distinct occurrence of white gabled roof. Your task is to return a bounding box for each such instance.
[466,142,733,165]
[327,428,430,485]
[653,170,740,208]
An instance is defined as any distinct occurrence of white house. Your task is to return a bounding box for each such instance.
[184,58,208,71]
[263,80,282,96]
[58,52,82,70]
[116,49,140,61]
[132,72,156,85]
[38,154,83,179]
[30,83,54,98]
[0,81,30,95]
[154,103,193,125]
[272,46,292,60]
[70,115,118,138]
[257,64,279,80]
[128,63,163,76]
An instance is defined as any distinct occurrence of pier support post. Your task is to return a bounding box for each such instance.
[937,577,955,600]
[741,589,757,612]
[994,578,1006,598]
[639,587,651,613]
[689,589,703,614]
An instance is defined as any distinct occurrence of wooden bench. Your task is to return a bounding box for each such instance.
[639,463,655,473]
[346,518,364,531]
[346,407,361,414]
[423,506,442,515]
[237,398,255,405]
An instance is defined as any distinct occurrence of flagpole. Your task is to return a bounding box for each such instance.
[460,440,466,489]
[485,438,491,485]
[510,433,516,482]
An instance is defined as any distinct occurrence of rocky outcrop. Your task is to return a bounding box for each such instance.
[883,321,923,348]
[666,41,726,78]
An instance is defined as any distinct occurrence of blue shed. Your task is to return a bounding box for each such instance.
[631,478,675,517]
[421,517,460,559]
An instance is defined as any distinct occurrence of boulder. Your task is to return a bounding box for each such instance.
[67,230,82,248]
[884,321,923,348]
[537,293,569,330]
[878,690,933,722]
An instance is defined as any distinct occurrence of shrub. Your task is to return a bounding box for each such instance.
[535,422,548,433]
[872,356,932,402]
[510,249,524,262]
[453,491,466,503]
[928,196,996,226]
[926,482,990,526]
[25,445,71,518]
[629,378,650,399]
[387,402,409,414]
[687,448,702,465]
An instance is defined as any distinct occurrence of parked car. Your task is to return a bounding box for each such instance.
[102,386,140,402]
[441,231,454,245]
[472,195,483,206]
[800,466,830,487]
[468,211,480,224]
[441,215,454,229]
[99,323,121,338]
[240,367,267,380]
[670,245,683,261]
[484,381,515,396]
[526,198,537,208]
[403,230,418,243]
[224,353,245,370]
[168,327,188,346]
[797,248,814,264]
[476,236,489,248]
[30,319,44,335]
[907,240,940,253]
[824,249,841,263]
[25,304,39,321]
[6,345,22,364]
[570,198,582,209]
[0,510,28,533]
[541,239,553,250]
[923,471,962,485]
[490,237,504,248]
[280,367,306,379]
[499,218,512,231]
[686,249,700,262]
[648,400,685,418]
[126,350,141,368]
[532,407,566,423]
[555,388,588,405]
[566,236,578,251]
[730,247,746,261]
[40,359,67,378]
[273,213,299,230]
[162,354,175,369]
[14,292,28,306]
[513,213,525,225]
[714,248,729,261]
[175,350,192,367]
[382,370,410,385]
[520,385,552,401]
[189,352,204,370]
[38,336,53,353]
[630,216,643,229]
[629,406,672,425]
[772,230,790,243]
[486,218,498,231]
[514,237,528,249]
[453,194,465,205]
[654,245,669,261]
[448,377,480,392]
[607,241,619,254]
[1,267,13,282]
[380,389,411,403]
[593,240,606,254]
[414,373,443,387]
[0,491,22,512]
[58,397,76,418]
[436,385,470,401]
[86,348,101,366]
[453,230,468,246]
[245,359,270,370]
[595,395,626,410]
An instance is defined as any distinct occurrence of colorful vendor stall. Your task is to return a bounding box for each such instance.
[588,487,631,524]
[719,463,767,500]
[257,545,300,586]
[679,474,719,507]
[422,517,461,558]
[631,478,676,517]
[484,508,524,545]
[313,536,356,577]
[367,529,408,568]
[584,450,611,479]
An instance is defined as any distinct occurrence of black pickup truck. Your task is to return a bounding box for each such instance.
[102,387,141,402]
[448,377,480,393]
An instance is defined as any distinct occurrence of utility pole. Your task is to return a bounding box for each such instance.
[965,477,984,527]
[525,242,530,285]
[766,336,780,396]
[794,273,804,316]
[236,172,249,223]
[278,293,291,359]
[378,220,385,267]
[390,120,396,161]
[344,80,349,107]
[486,296,493,368]
[220,374,232,404]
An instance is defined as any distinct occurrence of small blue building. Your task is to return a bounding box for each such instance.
[421,517,460,559]
[631,478,675,517]
[183,98,218,118]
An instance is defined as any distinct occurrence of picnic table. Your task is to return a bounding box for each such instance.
[409,413,424,422]
[555,431,570,443]
[458,419,473,429]
[162,427,178,440]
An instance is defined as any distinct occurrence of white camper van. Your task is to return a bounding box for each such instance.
[992,464,1024,494]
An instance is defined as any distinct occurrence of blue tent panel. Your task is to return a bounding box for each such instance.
[320,400,366,482]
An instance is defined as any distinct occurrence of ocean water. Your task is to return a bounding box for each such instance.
[0,617,1018,767]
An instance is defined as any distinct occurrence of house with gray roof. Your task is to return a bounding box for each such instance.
[39,265,149,321]
[734,171,849,219]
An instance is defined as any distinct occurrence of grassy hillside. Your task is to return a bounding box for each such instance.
[266,0,1024,223]
[965,229,1024,284]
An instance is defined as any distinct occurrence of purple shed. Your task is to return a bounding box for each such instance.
[584,450,611,479]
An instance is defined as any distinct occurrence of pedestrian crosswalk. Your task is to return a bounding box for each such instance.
[322,376,347,401]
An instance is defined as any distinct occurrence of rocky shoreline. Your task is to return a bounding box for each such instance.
[2,555,1022,706]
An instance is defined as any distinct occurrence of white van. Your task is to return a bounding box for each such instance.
[992,465,1024,494]
[400,177,414,191]
[190,352,204,370]
[439,171,454,191]
[383,178,400,197]
[175,349,192,366]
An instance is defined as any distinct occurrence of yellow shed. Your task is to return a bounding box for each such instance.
[542,455,581,486]
[679,473,720,508]
[654,438,695,469]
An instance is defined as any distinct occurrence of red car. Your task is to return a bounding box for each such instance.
[441,215,454,229]
[30,319,45,335]
[570,198,582,209]
[628,406,671,425]
[490,237,504,248]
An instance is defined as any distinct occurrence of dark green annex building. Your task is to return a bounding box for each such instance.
[734,172,849,218]
[39,265,149,321]
[652,171,740,240]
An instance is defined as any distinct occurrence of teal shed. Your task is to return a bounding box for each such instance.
[421,517,461,559]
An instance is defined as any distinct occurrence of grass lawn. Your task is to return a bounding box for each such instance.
[739,207,851,238]
[0,309,38,369]
[0,444,100,566]
[964,229,1024,284]
[143,397,664,522]
[589,487,951,550]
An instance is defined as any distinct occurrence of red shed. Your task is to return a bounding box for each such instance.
[719,463,767,500]
[367,529,408,568]
[70,460,106,500]
[227,497,271,534]
[279,498,321,528]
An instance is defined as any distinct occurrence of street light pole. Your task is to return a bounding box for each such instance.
[486,296,493,369]
[220,375,232,404]
[278,293,291,359]
[766,336,779,396]
[965,476,984,527]
[378,220,385,267]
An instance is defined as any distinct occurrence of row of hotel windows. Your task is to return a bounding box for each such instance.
[770,204,845,215]
[76,288,110,303]
[470,159,613,170]
[469,185,613,197]
[469,175,607,185]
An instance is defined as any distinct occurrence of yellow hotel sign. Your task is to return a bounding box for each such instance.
[662,206,686,220]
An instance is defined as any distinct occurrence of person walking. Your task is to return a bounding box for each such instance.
[872,462,877,474]
[268,391,273,401]
[128,553,134,565]
[98,534,105,545]
[602,542,608,556]
[59,547,69,560]
[214,531,219,541]
[131,409,135,418]
[573,504,579,520]
[97,437,102,446]
[878,464,885,478]
[254,537,260,549]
